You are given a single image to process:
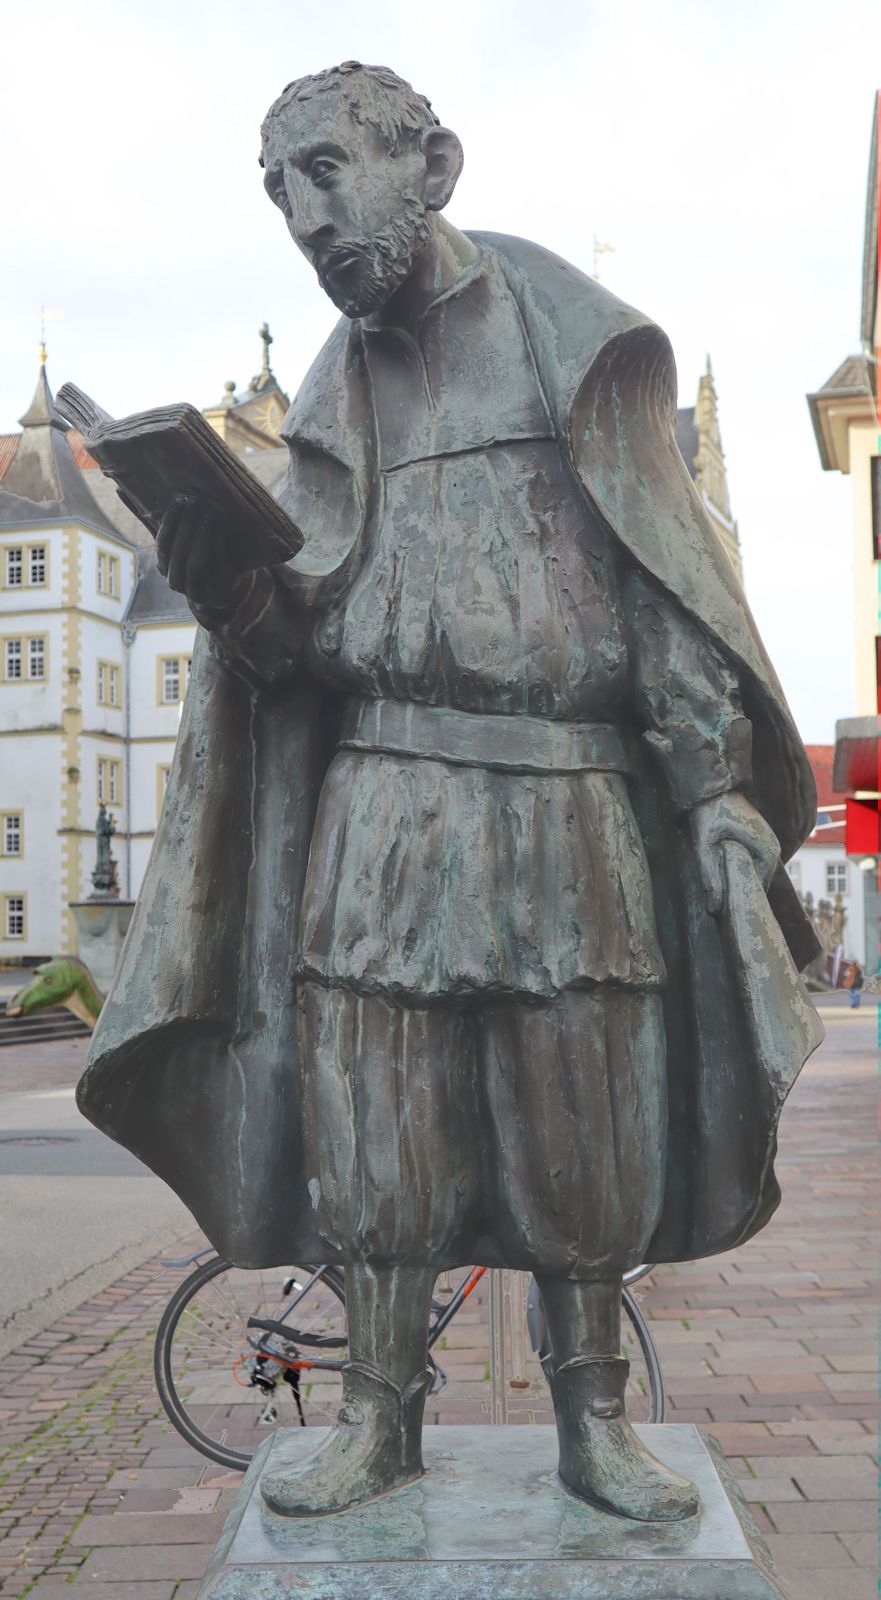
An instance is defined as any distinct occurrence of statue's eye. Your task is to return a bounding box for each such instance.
[310,159,337,187]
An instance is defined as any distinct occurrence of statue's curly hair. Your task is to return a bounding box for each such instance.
[260,61,439,164]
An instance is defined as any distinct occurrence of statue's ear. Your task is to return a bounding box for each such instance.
[420,126,464,211]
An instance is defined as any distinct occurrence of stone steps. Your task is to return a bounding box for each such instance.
[0,1000,91,1046]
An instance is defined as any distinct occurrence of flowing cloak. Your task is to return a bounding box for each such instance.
[77,232,824,1268]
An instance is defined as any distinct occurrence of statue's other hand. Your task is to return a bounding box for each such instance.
[689,791,781,916]
[156,493,252,614]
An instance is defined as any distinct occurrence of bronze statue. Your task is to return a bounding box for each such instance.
[76,62,823,1524]
[90,803,119,898]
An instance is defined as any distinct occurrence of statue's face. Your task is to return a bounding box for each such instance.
[262,95,432,317]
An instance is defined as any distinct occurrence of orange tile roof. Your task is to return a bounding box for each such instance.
[0,429,98,478]
[67,430,99,469]
[0,434,19,476]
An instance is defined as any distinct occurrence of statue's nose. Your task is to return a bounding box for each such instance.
[300,220,336,257]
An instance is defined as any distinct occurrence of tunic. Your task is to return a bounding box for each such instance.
[208,253,751,1005]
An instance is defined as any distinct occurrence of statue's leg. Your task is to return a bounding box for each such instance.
[260,1261,437,1517]
[261,982,479,1517]
[537,1276,698,1520]
[480,987,698,1522]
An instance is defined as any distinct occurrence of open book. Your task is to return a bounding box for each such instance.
[55,384,303,568]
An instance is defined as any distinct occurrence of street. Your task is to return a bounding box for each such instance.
[0,1038,192,1361]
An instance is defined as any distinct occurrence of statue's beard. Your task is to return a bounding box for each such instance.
[316,196,432,318]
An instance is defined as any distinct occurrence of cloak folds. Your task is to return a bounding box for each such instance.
[77,233,823,1269]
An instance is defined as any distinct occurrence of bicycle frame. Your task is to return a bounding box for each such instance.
[246,1263,489,1374]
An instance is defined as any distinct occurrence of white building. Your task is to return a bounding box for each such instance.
[785,745,867,966]
[0,336,287,959]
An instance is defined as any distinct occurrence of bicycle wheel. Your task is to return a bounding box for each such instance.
[154,1257,347,1471]
[621,1286,665,1424]
[525,1275,665,1424]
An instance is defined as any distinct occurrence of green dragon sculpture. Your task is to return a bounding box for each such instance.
[5,957,104,1030]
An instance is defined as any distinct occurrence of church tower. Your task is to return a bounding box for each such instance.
[676,358,743,580]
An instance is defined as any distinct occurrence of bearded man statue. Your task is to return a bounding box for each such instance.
[77,61,823,1523]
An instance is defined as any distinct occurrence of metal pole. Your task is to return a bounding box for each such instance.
[488,1269,508,1423]
[508,1270,530,1390]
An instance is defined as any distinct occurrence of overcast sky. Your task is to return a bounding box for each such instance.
[2,0,878,742]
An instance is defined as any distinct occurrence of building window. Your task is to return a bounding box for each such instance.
[158,655,192,705]
[97,550,121,598]
[825,861,848,896]
[1,813,22,856]
[97,756,122,806]
[872,457,881,562]
[28,637,45,680]
[4,895,25,940]
[5,547,22,587]
[162,657,180,703]
[2,636,48,682]
[97,661,121,707]
[3,543,49,588]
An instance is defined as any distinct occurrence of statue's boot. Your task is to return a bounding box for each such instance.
[260,1359,431,1516]
[547,1354,699,1521]
[261,1262,436,1517]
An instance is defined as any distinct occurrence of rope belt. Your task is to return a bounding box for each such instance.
[338,698,630,776]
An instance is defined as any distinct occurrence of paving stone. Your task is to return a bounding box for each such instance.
[789,1459,877,1500]
[78,1545,218,1581]
[811,1432,880,1454]
[28,1586,176,1599]
[119,1487,220,1514]
[106,1468,202,1492]
[837,1531,878,1567]
[765,1532,857,1568]
[71,1512,226,1546]
[768,1499,878,1533]
[773,1571,879,1600]
[739,1476,806,1502]
[749,1372,830,1393]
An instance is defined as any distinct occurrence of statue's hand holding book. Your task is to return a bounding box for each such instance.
[54,384,303,608]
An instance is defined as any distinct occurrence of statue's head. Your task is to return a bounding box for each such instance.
[260,62,463,318]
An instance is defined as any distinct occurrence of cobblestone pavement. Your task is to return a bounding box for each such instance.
[0,1005,876,1600]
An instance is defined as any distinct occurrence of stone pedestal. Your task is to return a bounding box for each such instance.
[69,899,134,993]
[197,1424,790,1599]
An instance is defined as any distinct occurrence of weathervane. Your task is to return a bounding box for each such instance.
[39,305,61,366]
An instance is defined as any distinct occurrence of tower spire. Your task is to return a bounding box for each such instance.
[248,322,277,394]
[260,321,273,379]
[18,351,64,431]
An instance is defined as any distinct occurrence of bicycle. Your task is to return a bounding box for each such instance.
[154,1253,665,1472]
